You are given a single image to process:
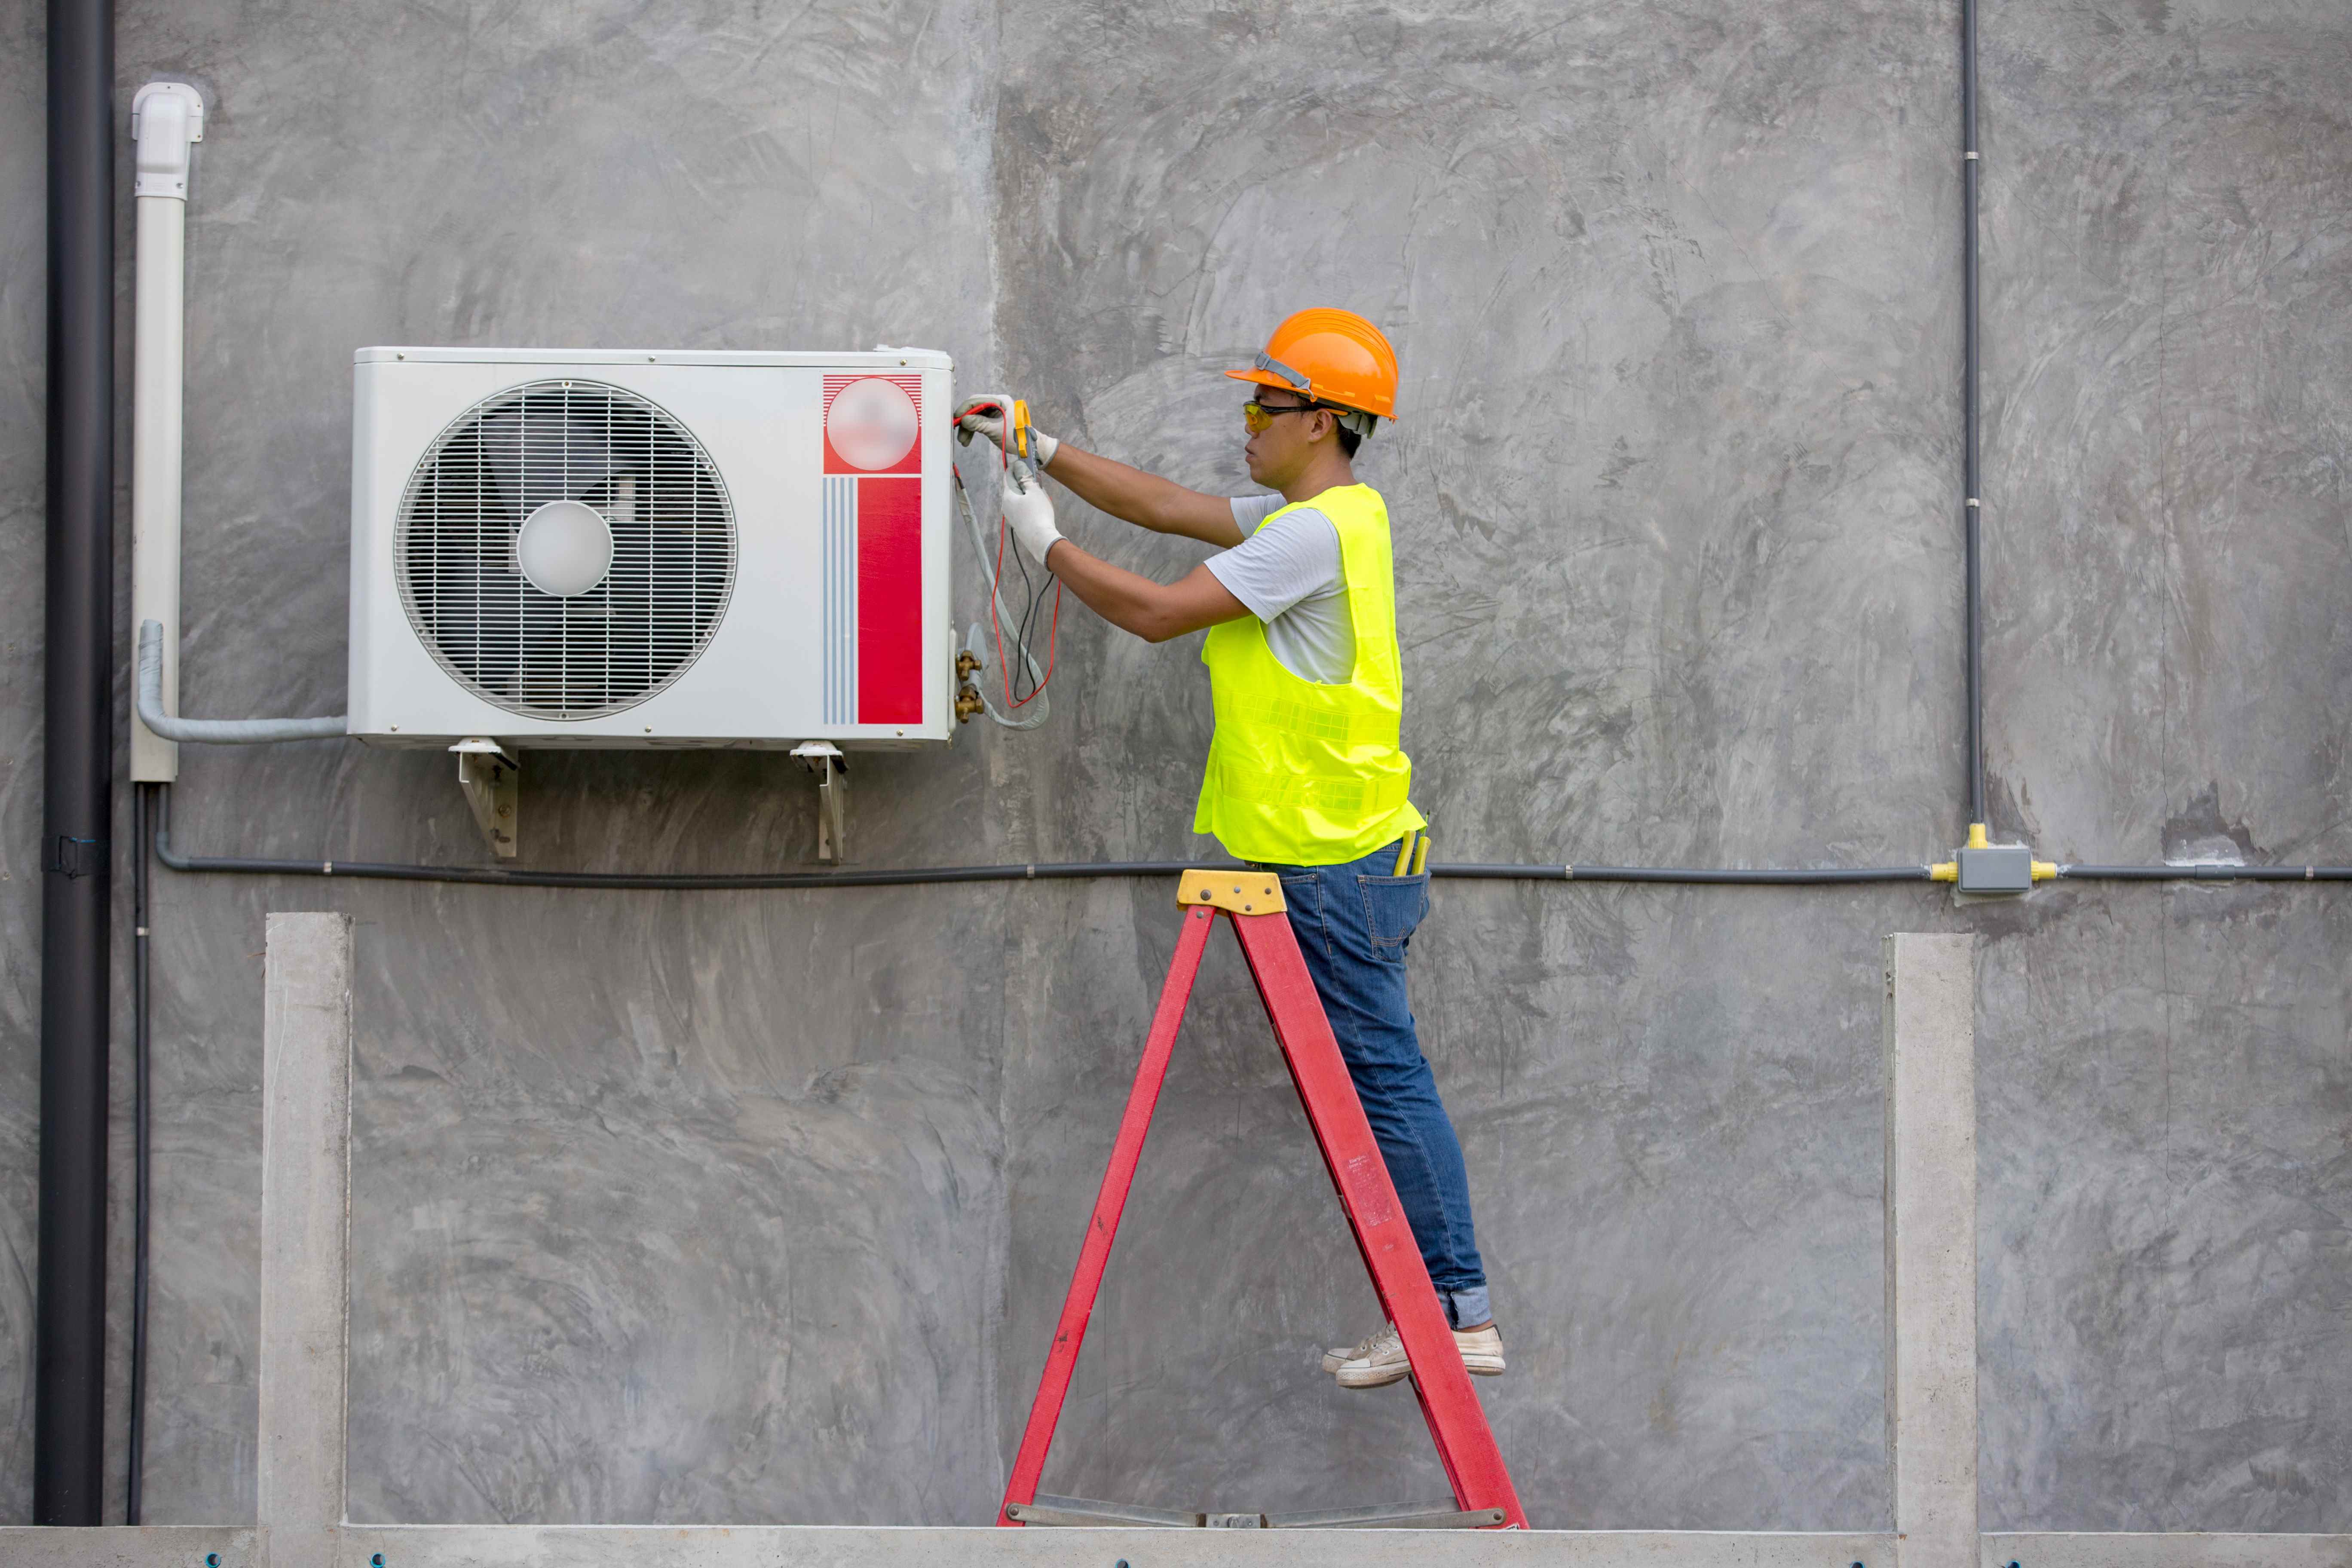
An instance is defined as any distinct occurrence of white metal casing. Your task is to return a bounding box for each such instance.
[349,347,955,749]
[128,81,208,782]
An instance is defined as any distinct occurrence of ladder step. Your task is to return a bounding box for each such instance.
[1014,1495,1205,1528]
[1268,1501,1508,1529]
[1008,1495,1505,1530]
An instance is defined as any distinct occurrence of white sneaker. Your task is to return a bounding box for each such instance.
[1331,1321,1506,1389]
[1322,1326,1390,1375]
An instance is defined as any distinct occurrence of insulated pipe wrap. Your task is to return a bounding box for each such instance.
[136,621,346,742]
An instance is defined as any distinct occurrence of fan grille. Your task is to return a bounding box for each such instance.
[395,379,736,722]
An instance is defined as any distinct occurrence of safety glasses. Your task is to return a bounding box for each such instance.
[1242,398,1328,434]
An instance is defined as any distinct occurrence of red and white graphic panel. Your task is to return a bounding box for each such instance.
[820,375,926,725]
[824,374,923,476]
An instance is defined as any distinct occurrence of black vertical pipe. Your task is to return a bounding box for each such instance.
[1962,0,1986,827]
[128,785,153,1524]
[38,0,114,1526]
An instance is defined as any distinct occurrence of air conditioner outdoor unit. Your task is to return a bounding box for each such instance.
[348,347,956,750]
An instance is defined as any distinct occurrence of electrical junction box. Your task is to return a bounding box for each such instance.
[1956,841,2034,894]
[348,346,956,750]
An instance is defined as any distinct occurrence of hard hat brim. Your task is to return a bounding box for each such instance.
[1223,367,1396,421]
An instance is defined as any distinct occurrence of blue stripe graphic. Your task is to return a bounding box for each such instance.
[823,476,857,724]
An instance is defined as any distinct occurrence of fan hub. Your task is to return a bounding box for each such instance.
[516,499,615,598]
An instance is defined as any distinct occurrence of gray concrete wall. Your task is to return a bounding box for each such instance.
[1,0,46,1508]
[1975,0,2352,1530]
[0,0,2344,1534]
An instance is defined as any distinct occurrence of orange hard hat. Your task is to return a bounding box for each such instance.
[1225,308,1400,421]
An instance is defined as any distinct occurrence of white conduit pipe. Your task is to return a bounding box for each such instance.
[129,82,205,780]
[130,83,346,750]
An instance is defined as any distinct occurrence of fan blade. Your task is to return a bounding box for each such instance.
[478,394,629,511]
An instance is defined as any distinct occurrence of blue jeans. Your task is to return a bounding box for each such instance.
[1256,840,1491,1329]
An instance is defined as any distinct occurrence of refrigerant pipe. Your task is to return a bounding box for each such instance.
[136,620,346,743]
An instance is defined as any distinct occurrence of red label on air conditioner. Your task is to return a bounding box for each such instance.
[823,375,923,477]
[854,478,922,724]
[822,376,925,724]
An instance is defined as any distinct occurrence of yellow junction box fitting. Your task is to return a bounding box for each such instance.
[1930,823,2056,892]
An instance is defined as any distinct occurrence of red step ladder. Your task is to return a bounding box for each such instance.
[997,870,1529,1531]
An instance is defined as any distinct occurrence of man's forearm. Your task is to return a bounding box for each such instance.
[1042,541,1184,641]
[1043,542,1248,644]
[1044,445,1243,547]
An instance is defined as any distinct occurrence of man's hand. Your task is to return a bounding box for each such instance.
[952,395,1239,547]
[955,396,1060,468]
[999,469,1064,568]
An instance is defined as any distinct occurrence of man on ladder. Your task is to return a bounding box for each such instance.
[956,309,1502,1390]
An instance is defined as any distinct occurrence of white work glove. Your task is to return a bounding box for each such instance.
[999,468,1064,569]
[955,396,1060,469]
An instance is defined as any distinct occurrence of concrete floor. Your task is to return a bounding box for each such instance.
[1,0,2347,1534]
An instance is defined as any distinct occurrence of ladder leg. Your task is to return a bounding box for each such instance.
[1228,909,1529,1530]
[997,904,1218,1525]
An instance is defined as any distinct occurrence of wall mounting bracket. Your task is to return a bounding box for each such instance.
[792,741,848,862]
[449,739,517,859]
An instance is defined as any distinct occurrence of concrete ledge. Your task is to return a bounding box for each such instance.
[0,1528,260,1566]
[335,1527,1896,1566]
[1982,1535,2352,1568]
[0,1528,1894,1566]
[11,1524,2350,1566]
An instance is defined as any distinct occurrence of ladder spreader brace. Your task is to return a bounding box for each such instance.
[998,870,1529,1530]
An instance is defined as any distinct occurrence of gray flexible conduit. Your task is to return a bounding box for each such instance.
[1962,0,1986,827]
[127,784,153,1524]
[152,789,1933,890]
[1449,864,1931,885]
[2058,864,2352,881]
[137,620,346,742]
[152,789,2352,888]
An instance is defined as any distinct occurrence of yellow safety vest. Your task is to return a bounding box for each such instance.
[1193,482,1426,865]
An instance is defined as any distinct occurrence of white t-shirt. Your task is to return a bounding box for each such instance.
[1202,493,1354,685]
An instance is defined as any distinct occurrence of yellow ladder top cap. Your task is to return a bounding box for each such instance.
[1177,869,1287,915]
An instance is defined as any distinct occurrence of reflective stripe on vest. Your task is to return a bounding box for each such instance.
[1192,483,1426,865]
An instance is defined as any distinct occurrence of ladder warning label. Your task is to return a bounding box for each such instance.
[1346,1155,1396,1226]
